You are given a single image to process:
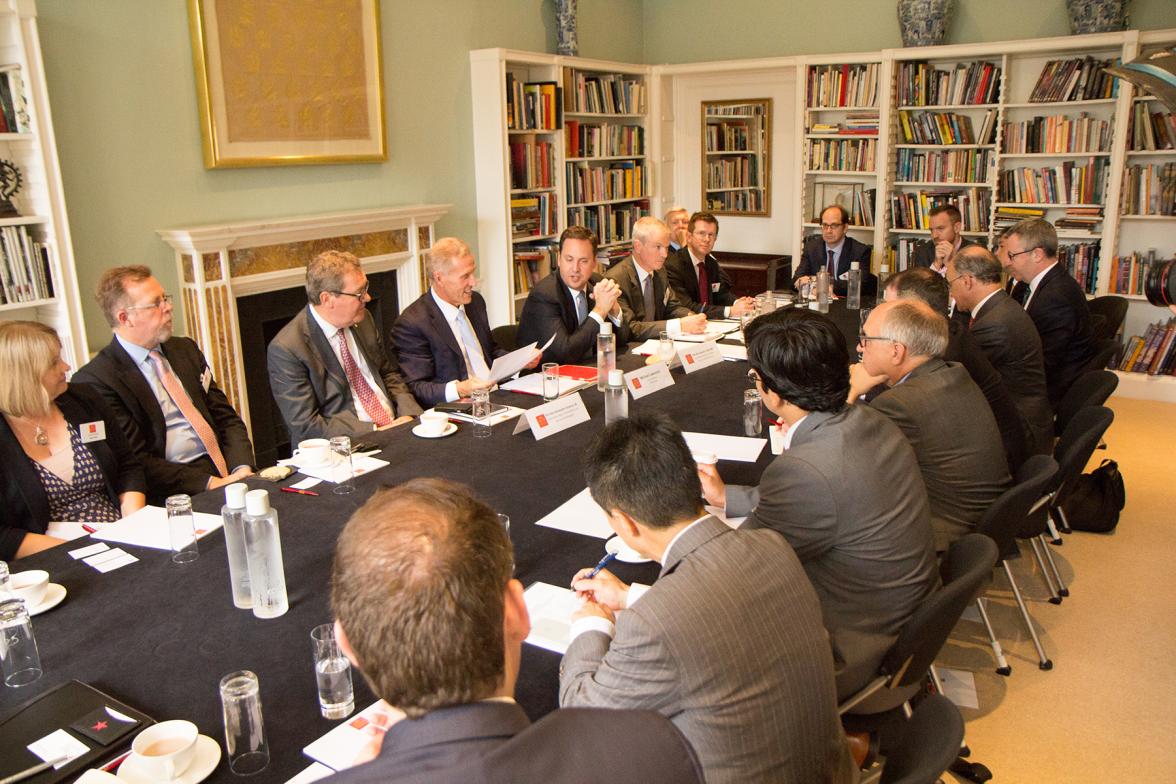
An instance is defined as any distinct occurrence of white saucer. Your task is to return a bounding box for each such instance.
[413,422,457,439]
[605,535,652,564]
[293,455,338,471]
[27,583,66,616]
[118,734,221,784]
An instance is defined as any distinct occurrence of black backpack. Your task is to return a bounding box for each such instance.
[1062,459,1126,533]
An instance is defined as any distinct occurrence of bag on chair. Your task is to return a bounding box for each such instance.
[1062,459,1125,533]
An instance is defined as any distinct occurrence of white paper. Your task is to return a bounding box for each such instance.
[705,504,747,529]
[624,363,674,399]
[523,393,590,441]
[68,542,110,560]
[523,582,585,654]
[937,667,980,710]
[437,404,525,426]
[677,342,723,373]
[500,373,590,398]
[630,338,693,356]
[285,763,336,783]
[681,432,767,463]
[27,729,89,769]
[91,506,222,551]
[46,522,92,541]
[487,334,554,383]
[84,547,138,573]
[716,343,748,361]
[303,701,400,772]
[534,487,614,539]
[290,477,323,490]
[671,320,740,343]
[278,453,390,484]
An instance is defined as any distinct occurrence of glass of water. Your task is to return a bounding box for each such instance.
[743,388,763,436]
[541,363,560,401]
[310,624,355,720]
[330,436,355,495]
[471,388,492,438]
[166,494,199,564]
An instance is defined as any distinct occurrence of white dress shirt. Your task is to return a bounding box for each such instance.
[430,289,488,403]
[308,305,393,427]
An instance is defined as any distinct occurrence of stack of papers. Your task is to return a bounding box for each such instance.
[90,505,223,551]
[278,453,390,483]
[500,374,591,398]
[534,488,614,539]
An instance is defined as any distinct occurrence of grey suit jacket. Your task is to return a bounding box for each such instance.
[969,289,1055,454]
[726,406,937,690]
[559,516,856,784]
[603,256,694,341]
[869,359,1012,552]
[267,307,421,443]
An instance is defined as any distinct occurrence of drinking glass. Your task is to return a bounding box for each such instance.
[497,513,511,533]
[220,670,269,775]
[658,330,675,363]
[0,561,11,599]
[541,363,560,401]
[330,436,355,495]
[743,388,763,436]
[310,624,355,720]
[0,598,41,687]
[471,388,492,439]
[166,494,199,564]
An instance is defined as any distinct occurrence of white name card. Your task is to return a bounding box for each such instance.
[517,392,591,440]
[624,363,674,400]
[677,342,723,373]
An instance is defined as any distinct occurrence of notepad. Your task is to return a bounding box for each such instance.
[91,506,223,551]
[681,432,767,463]
[523,582,584,654]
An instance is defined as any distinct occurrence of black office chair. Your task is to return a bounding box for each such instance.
[491,323,520,352]
[1054,370,1118,437]
[1087,295,1129,342]
[1080,338,1118,376]
[879,694,967,784]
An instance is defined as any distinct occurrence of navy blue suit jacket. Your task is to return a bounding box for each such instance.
[793,235,876,295]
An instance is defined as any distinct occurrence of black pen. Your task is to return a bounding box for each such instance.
[585,551,617,580]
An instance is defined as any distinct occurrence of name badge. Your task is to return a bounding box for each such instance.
[624,362,674,399]
[79,421,107,443]
[711,282,721,292]
[515,392,590,441]
[677,342,723,374]
[200,367,212,392]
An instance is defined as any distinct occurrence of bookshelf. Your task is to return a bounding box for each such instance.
[702,98,771,216]
[0,1,85,368]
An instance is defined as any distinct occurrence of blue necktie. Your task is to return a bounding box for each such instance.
[456,309,491,379]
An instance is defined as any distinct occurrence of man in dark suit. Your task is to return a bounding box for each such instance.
[516,226,624,365]
[792,204,876,296]
[267,250,421,444]
[74,266,255,504]
[664,211,754,319]
[853,300,1010,551]
[949,246,1055,454]
[1003,219,1097,406]
[664,205,689,253]
[604,217,707,341]
[698,309,937,698]
[911,204,977,273]
[563,414,856,784]
[392,238,538,408]
[325,478,703,784]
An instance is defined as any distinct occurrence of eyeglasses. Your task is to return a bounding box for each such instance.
[125,294,173,312]
[945,273,968,287]
[820,222,845,230]
[332,284,370,300]
[746,369,762,384]
[692,230,717,240]
[1006,248,1036,261]
[857,333,896,346]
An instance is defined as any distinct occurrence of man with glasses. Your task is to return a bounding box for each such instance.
[665,211,754,319]
[75,266,255,503]
[792,205,875,296]
[268,250,421,444]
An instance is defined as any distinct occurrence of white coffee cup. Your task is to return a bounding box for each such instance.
[419,410,449,436]
[10,570,48,607]
[131,719,199,780]
[293,438,331,466]
[692,452,718,467]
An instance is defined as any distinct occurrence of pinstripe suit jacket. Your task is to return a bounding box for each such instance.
[559,516,855,784]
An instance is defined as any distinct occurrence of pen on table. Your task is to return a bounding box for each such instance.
[585,552,617,580]
[0,754,69,784]
[101,750,133,773]
[82,524,97,533]
[280,487,319,497]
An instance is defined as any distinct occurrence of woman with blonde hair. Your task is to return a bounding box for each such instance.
[0,321,145,558]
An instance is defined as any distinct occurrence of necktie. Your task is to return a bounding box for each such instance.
[335,329,393,427]
[697,262,710,308]
[642,273,656,320]
[456,309,491,380]
[575,291,588,325]
[827,249,836,275]
[148,350,228,477]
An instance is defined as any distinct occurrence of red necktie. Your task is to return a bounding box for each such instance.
[336,329,393,427]
[697,262,709,307]
[148,351,228,477]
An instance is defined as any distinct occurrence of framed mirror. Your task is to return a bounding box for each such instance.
[702,99,772,217]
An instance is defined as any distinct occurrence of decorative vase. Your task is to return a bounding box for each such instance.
[1065,0,1128,34]
[897,0,953,48]
[556,0,578,57]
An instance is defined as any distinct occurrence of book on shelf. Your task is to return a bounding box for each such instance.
[0,65,29,133]
[806,63,879,108]
[506,75,562,131]
[998,157,1108,204]
[565,70,645,114]
[898,110,995,145]
[1128,101,1176,151]
[706,190,765,212]
[565,160,645,204]
[889,187,990,232]
[706,156,760,189]
[1001,112,1111,154]
[1058,241,1100,294]
[595,245,632,267]
[993,204,1047,229]
[896,147,992,184]
[1120,162,1176,216]
[809,182,875,225]
[1111,249,1165,296]
[1118,319,1176,375]
[1053,205,1103,232]
[0,225,54,305]
[897,60,1001,106]
[568,200,649,248]
[512,243,557,295]
[510,194,557,240]
[707,120,754,152]
[1027,56,1117,103]
[887,237,920,273]
[806,138,876,171]
[509,138,555,189]
[565,121,644,158]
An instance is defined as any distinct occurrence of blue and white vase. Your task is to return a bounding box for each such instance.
[898,0,953,48]
[1066,0,1128,34]
[556,0,578,57]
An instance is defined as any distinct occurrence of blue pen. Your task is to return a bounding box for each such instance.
[585,551,617,580]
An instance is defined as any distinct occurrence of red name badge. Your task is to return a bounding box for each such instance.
[536,415,549,428]
[632,378,642,389]
[685,354,696,365]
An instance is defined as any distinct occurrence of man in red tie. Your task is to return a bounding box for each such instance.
[268,250,422,445]
[75,266,255,504]
[665,212,753,320]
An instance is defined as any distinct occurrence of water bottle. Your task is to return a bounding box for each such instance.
[221,483,252,610]
[596,321,615,391]
[604,369,628,425]
[816,268,830,313]
[878,262,891,290]
[243,490,289,620]
[847,261,862,311]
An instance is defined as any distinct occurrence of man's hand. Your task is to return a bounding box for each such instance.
[571,567,630,611]
[794,275,813,287]
[572,599,616,624]
[729,297,755,317]
[207,466,254,491]
[377,415,415,430]
[524,349,542,370]
[592,278,621,318]
[681,313,707,334]
[696,462,726,508]
[848,362,888,402]
[456,377,494,398]
[933,240,954,269]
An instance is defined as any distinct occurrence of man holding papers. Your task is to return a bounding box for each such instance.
[326,478,703,784]
[561,414,856,784]
[516,226,625,364]
[393,238,540,407]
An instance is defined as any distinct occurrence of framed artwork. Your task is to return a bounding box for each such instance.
[187,0,386,168]
[810,180,862,223]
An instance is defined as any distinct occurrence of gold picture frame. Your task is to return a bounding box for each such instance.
[188,0,387,169]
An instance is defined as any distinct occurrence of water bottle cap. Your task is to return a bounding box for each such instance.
[245,489,271,516]
[600,321,612,335]
[850,261,860,270]
[608,368,625,386]
[225,482,248,508]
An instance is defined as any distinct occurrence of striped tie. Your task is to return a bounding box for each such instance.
[148,350,228,477]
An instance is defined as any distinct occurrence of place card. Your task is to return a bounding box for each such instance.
[513,392,590,440]
[676,342,723,373]
[624,362,674,400]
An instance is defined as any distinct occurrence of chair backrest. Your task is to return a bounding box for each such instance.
[976,454,1058,558]
[1087,295,1129,342]
[1080,338,1118,377]
[1054,369,1118,435]
[879,694,966,784]
[881,535,998,690]
[491,323,520,352]
[1052,405,1115,503]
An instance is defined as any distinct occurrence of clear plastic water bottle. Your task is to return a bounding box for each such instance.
[604,369,628,425]
[816,268,830,313]
[597,321,615,391]
[878,262,891,291]
[221,483,252,610]
[243,490,289,620]
[847,261,862,311]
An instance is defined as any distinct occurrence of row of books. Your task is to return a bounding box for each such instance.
[1109,249,1163,296]
[887,237,927,273]
[1028,57,1116,103]
[706,103,767,117]
[809,114,879,135]
[510,194,557,241]
[1120,162,1175,216]
[809,182,876,224]
[1054,206,1103,233]
[506,76,562,131]
[705,190,765,212]
[0,226,54,305]
[566,70,645,114]
[1128,104,1175,151]
[1118,319,1176,375]
[896,60,1001,107]
[807,63,879,108]
[509,139,555,190]
[806,138,876,172]
[899,110,996,145]
[706,121,759,153]
[896,148,993,184]
[567,201,648,247]
[596,245,632,267]
[565,160,645,205]
[993,204,1046,229]
[0,67,29,134]
[997,158,1108,204]
[512,245,556,295]
[889,188,990,232]
[564,121,644,158]
[705,157,761,189]
[1001,112,1112,154]
[1059,241,1100,294]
